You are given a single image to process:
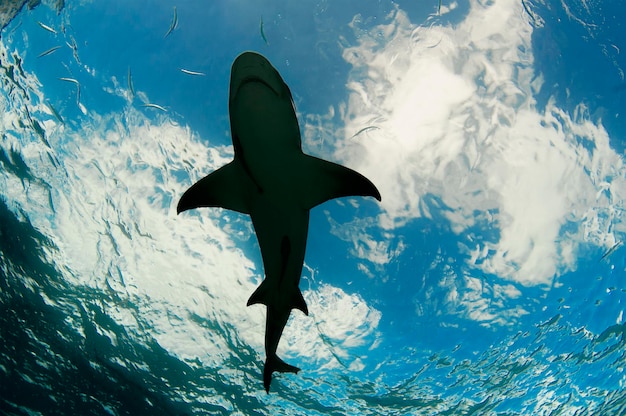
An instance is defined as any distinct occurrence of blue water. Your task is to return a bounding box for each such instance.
[1,0,625,414]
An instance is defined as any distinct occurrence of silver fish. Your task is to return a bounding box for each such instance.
[180,68,206,76]
[142,103,167,112]
[37,21,57,34]
[37,46,61,58]
[164,6,178,39]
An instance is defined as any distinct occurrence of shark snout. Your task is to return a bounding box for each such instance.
[230,52,284,101]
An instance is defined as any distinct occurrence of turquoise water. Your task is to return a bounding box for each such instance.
[1,0,625,414]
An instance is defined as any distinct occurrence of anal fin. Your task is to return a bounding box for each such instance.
[292,290,308,316]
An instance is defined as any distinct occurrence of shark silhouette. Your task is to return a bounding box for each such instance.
[177,51,381,393]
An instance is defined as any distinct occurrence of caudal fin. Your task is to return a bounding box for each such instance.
[263,355,300,393]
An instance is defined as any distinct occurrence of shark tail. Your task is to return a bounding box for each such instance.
[247,281,309,315]
[263,354,300,393]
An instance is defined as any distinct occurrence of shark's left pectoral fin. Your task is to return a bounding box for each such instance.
[300,154,381,210]
[177,159,255,215]
[247,280,309,315]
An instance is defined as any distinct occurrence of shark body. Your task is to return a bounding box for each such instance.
[177,51,381,393]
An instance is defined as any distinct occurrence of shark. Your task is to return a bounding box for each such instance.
[177,51,381,393]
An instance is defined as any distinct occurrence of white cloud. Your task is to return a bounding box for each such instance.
[326,0,626,294]
[452,273,530,328]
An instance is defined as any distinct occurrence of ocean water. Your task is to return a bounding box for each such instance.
[1,0,625,414]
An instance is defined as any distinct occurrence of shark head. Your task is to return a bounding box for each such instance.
[229,51,290,104]
[228,51,300,152]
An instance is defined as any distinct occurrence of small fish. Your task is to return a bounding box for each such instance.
[37,46,61,58]
[58,77,79,85]
[260,16,269,46]
[438,0,442,15]
[142,103,167,112]
[350,126,379,139]
[46,102,64,125]
[59,77,81,105]
[128,67,135,98]
[600,241,622,262]
[164,6,178,39]
[31,119,50,147]
[427,38,443,49]
[37,21,57,34]
[180,68,205,76]
[66,35,81,64]
[521,0,540,27]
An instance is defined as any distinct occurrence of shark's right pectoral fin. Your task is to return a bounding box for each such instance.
[300,154,381,210]
[247,280,309,315]
[177,159,255,215]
